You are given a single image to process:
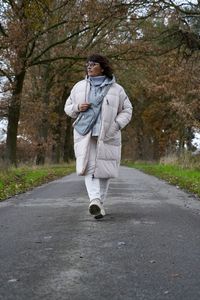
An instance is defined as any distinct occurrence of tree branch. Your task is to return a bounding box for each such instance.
[29,25,91,65]
[28,20,70,44]
[26,40,36,59]
[160,0,200,16]
[48,0,72,13]
[0,22,8,37]
[0,69,13,83]
[30,55,84,66]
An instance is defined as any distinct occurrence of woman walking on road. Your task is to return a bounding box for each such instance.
[64,54,132,219]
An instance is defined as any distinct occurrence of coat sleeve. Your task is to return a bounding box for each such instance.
[64,85,80,119]
[115,88,133,129]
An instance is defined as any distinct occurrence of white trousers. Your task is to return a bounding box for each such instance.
[84,137,110,203]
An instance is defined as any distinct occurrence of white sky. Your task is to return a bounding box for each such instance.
[0,118,7,142]
[192,132,200,149]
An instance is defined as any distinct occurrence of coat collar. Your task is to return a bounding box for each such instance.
[85,75,116,87]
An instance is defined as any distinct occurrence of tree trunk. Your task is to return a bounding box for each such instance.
[51,86,70,164]
[35,109,49,165]
[63,116,74,162]
[51,117,62,164]
[35,65,51,165]
[152,135,160,161]
[185,127,194,151]
[6,71,26,166]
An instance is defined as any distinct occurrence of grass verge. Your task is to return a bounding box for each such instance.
[124,161,200,198]
[0,163,75,201]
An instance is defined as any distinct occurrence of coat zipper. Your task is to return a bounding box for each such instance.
[80,79,91,175]
[92,97,109,178]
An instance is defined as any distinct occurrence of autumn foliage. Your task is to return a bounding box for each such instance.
[0,0,199,165]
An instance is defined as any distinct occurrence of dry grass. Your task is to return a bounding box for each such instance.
[160,151,200,170]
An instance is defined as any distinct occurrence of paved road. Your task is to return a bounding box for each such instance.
[0,166,200,300]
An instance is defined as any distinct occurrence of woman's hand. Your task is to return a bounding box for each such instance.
[78,103,91,112]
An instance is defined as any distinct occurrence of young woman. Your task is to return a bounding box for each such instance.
[64,54,132,219]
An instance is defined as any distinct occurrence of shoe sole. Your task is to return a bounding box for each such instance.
[89,204,101,216]
[94,213,104,219]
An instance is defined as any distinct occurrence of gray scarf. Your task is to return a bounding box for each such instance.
[74,78,112,135]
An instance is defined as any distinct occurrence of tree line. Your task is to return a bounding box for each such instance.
[0,0,199,166]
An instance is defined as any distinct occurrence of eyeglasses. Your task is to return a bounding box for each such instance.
[85,62,100,68]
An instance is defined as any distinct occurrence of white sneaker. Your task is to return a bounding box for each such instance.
[95,204,106,219]
[89,199,101,216]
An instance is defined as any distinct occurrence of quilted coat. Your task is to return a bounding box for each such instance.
[64,77,132,178]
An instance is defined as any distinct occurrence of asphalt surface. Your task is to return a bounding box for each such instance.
[0,166,200,300]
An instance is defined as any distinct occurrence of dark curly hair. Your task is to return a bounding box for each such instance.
[86,54,113,79]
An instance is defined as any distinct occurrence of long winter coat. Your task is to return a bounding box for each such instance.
[64,77,132,178]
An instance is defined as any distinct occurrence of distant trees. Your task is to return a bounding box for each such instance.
[0,0,199,165]
[0,0,147,165]
[114,0,200,159]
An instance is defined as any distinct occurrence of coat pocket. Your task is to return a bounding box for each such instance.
[105,121,119,139]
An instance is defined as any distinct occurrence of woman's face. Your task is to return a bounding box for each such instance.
[86,61,104,77]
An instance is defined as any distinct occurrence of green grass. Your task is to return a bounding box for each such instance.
[0,163,75,201]
[124,161,200,198]
[1,160,199,201]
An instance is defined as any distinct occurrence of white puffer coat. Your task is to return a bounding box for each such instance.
[64,77,132,178]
